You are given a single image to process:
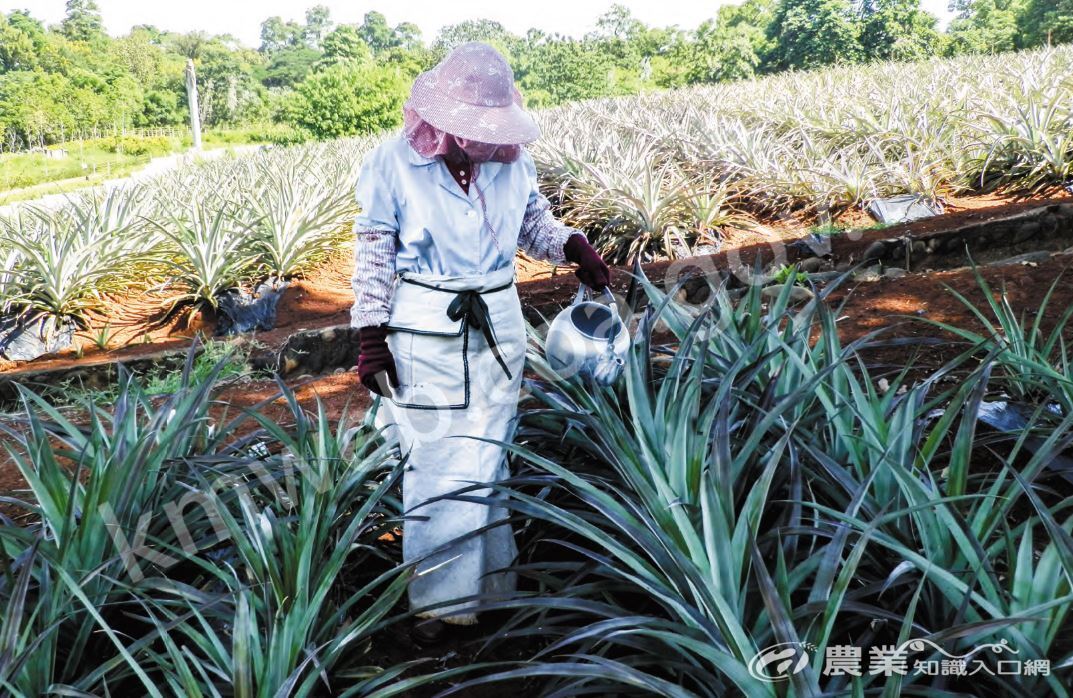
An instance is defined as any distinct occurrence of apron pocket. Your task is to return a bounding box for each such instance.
[388,328,469,410]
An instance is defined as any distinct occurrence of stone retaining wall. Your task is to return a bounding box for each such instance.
[821,203,1073,273]
[0,326,361,408]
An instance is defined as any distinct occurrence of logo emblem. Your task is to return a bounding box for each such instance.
[748,642,814,682]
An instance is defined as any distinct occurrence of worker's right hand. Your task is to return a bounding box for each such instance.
[564,233,611,292]
[357,325,398,397]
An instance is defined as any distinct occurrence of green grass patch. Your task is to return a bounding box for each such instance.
[809,221,891,238]
[0,126,302,198]
[201,123,306,147]
[772,264,810,285]
[808,222,847,237]
[0,145,154,192]
[143,341,252,396]
[56,340,258,407]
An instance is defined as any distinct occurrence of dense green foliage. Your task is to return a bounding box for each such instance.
[3,265,1072,694]
[471,269,1073,695]
[285,62,407,139]
[1,0,1069,153]
[766,0,862,70]
[1019,0,1073,46]
[0,359,408,696]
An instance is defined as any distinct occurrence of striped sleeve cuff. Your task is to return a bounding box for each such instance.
[350,228,397,329]
[518,192,575,265]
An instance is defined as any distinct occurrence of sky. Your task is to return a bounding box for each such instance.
[4,0,957,47]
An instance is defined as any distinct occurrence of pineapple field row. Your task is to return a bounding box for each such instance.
[1,47,1071,350]
[1,45,1073,697]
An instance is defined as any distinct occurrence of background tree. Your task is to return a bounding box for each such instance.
[286,62,406,138]
[686,0,774,84]
[112,28,165,83]
[193,39,266,125]
[128,24,165,43]
[356,12,398,53]
[433,19,520,57]
[318,25,372,66]
[259,16,303,54]
[260,47,320,88]
[766,0,862,70]
[689,22,762,84]
[519,38,615,106]
[945,0,1026,54]
[0,11,47,72]
[135,88,184,127]
[590,4,647,67]
[588,4,688,91]
[1018,0,1073,48]
[302,5,333,49]
[378,45,434,77]
[60,0,103,42]
[171,31,212,60]
[858,0,941,61]
[394,22,423,51]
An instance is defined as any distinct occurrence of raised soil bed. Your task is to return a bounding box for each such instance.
[2,197,1072,409]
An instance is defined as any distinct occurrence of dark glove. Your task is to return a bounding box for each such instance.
[357,325,398,397]
[564,233,611,291]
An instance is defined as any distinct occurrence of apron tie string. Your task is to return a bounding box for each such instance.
[447,290,513,380]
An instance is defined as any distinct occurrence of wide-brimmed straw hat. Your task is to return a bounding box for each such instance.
[406,42,541,145]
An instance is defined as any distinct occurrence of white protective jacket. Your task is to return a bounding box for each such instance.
[352,136,579,623]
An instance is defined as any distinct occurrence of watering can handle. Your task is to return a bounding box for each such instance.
[573,283,613,305]
[574,283,622,344]
[572,284,588,306]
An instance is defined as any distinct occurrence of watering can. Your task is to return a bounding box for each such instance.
[545,284,630,386]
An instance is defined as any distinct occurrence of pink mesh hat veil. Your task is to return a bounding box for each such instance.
[404,42,540,163]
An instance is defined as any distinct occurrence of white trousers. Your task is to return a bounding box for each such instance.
[375,265,523,624]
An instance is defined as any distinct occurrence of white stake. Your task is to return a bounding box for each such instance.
[185,59,202,151]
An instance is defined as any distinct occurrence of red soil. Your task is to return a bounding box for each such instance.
[3,191,1073,510]
[0,251,569,376]
[829,254,1073,373]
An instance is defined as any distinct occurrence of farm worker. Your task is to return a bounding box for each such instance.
[349,42,610,644]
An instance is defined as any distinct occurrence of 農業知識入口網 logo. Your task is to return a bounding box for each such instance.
[747,638,1050,682]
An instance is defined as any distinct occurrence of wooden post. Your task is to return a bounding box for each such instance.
[185,59,202,151]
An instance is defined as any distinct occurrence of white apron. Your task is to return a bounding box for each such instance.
[374,263,523,624]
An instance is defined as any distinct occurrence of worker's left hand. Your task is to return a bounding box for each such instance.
[564,233,611,291]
